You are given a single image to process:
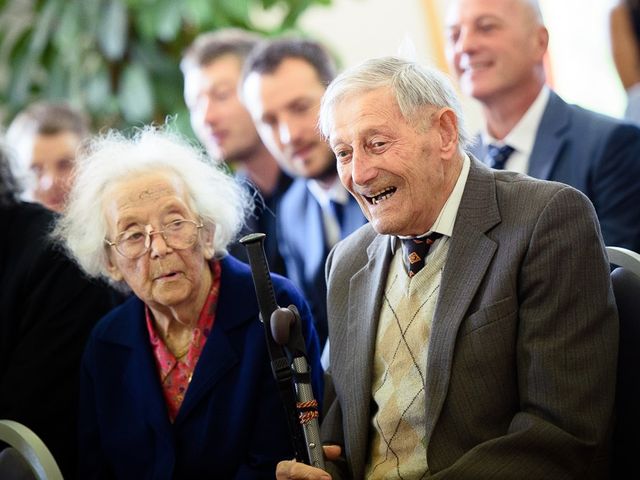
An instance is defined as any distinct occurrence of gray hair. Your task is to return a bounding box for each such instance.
[319,56,470,152]
[53,126,251,284]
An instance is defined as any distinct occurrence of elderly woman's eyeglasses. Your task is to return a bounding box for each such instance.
[104,219,204,259]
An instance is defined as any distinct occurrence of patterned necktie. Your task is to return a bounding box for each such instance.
[486,144,515,170]
[402,232,443,278]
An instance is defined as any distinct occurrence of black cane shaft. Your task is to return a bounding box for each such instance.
[239,233,311,465]
[239,233,279,327]
[292,357,326,470]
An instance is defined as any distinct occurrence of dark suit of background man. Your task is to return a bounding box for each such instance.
[181,28,292,275]
[241,38,366,347]
[276,56,618,480]
[0,143,123,478]
[446,0,640,252]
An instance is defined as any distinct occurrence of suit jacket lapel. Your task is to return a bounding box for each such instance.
[113,300,174,453]
[174,257,245,424]
[345,233,393,477]
[174,328,238,425]
[528,91,569,180]
[424,158,501,443]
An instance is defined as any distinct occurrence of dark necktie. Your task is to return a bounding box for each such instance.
[486,144,515,170]
[402,232,443,278]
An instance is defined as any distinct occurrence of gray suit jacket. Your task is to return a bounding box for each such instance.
[322,158,618,479]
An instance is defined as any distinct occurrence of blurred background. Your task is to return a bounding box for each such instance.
[0,0,624,136]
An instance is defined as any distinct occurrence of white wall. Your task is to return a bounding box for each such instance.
[299,0,435,68]
[540,0,625,117]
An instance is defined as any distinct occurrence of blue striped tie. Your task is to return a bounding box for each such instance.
[486,144,515,170]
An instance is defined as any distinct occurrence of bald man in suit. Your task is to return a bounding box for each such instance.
[277,56,618,480]
[446,0,640,252]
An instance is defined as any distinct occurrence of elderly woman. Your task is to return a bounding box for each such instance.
[54,127,322,479]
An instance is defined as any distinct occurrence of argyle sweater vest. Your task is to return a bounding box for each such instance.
[365,239,449,479]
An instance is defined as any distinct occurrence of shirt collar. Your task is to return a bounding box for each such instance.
[307,176,350,208]
[391,153,470,250]
[481,85,550,159]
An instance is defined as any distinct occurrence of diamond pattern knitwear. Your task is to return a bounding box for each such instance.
[365,238,450,479]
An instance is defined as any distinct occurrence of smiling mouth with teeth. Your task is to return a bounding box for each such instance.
[365,187,397,205]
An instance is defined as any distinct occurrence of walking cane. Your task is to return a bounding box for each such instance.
[239,233,326,470]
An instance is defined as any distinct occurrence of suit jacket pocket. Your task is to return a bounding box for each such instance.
[457,296,517,338]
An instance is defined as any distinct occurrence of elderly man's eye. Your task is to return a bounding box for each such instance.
[370,141,388,152]
[335,149,352,162]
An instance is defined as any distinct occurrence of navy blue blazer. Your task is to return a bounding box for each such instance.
[78,255,323,479]
[277,178,367,345]
[227,171,292,277]
[471,90,640,252]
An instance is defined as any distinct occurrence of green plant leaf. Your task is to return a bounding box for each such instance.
[131,41,170,73]
[8,54,31,106]
[133,7,156,42]
[79,0,102,30]
[54,1,81,54]
[118,64,154,122]
[154,72,185,112]
[98,0,128,60]
[221,0,250,22]
[182,0,215,29]
[154,0,183,41]
[28,0,59,57]
[44,60,68,99]
[260,0,279,9]
[85,68,112,113]
[2,0,333,129]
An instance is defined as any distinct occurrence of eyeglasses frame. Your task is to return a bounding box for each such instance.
[104,218,205,259]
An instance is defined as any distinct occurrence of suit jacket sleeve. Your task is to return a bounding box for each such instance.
[317,247,350,479]
[428,186,618,479]
[590,123,640,251]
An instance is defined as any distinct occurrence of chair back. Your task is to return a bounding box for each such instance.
[606,246,640,478]
[0,420,63,480]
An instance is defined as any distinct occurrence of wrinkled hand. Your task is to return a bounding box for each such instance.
[275,445,341,479]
